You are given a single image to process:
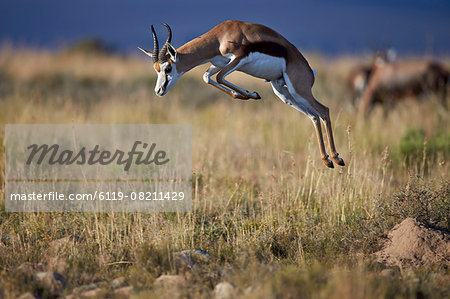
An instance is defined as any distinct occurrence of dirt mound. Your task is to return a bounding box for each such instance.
[375,218,450,267]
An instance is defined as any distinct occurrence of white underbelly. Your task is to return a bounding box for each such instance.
[210,54,234,68]
[237,52,285,80]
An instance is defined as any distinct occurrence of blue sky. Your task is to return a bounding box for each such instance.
[1,0,449,56]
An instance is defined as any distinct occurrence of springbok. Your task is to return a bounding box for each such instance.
[138,20,344,168]
[347,50,395,108]
[358,52,449,116]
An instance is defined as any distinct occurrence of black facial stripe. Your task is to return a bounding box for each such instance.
[163,73,169,91]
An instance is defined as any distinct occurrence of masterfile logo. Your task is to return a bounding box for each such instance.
[26,141,170,171]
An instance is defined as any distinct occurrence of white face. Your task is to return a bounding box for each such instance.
[154,61,181,96]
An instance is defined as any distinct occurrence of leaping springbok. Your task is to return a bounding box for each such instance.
[138,20,345,168]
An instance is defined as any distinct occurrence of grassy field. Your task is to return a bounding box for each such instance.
[0,47,449,298]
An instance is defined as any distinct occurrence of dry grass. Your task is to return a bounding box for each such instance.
[0,48,449,298]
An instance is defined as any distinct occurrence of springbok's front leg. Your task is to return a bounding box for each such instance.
[216,58,261,100]
[203,65,251,99]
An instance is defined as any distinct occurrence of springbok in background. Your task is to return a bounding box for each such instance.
[358,52,449,116]
[138,21,344,168]
[347,50,396,107]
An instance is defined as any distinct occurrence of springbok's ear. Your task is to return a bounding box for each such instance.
[137,47,153,57]
[167,44,177,62]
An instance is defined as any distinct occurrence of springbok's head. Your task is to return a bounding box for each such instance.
[138,23,180,96]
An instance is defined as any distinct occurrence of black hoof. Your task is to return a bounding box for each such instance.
[322,158,334,168]
[332,156,345,167]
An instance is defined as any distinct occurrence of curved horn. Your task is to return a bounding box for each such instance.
[151,25,159,63]
[158,23,172,63]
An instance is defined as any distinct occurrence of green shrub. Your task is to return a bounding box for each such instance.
[398,128,450,166]
[399,128,426,164]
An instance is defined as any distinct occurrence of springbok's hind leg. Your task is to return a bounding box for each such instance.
[315,104,345,166]
[312,115,335,168]
[322,116,345,166]
[270,81,334,168]
[309,102,344,166]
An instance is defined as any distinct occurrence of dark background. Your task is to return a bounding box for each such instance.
[1,0,449,56]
